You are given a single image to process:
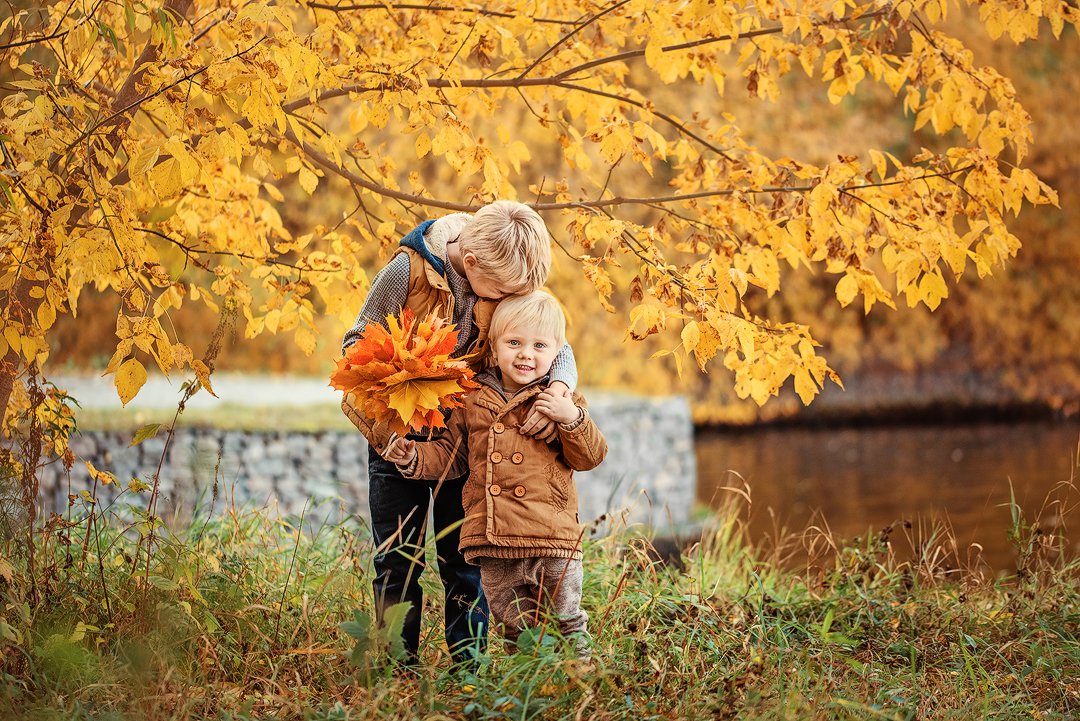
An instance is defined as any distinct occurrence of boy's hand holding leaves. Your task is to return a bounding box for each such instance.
[381,435,417,466]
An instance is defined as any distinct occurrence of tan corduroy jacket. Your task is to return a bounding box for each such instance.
[401,370,608,562]
[340,219,496,454]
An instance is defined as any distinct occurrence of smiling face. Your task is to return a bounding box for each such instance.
[492,324,560,393]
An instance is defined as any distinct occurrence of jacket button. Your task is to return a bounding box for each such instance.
[493,422,505,433]
[511,452,524,464]
[490,451,503,463]
[513,485,526,498]
[490,484,502,496]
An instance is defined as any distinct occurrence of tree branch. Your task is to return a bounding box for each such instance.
[278,126,976,215]
[304,2,572,24]
[534,165,975,210]
[838,187,919,230]
[553,8,890,81]
[137,227,344,273]
[271,9,892,117]
[280,128,476,211]
[0,0,82,50]
[554,80,731,158]
[0,28,69,50]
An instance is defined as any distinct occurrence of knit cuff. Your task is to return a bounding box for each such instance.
[558,406,587,432]
[396,455,419,478]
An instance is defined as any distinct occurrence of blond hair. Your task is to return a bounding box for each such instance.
[489,290,567,349]
[459,201,551,293]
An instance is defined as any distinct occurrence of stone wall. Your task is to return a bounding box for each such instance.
[39,394,696,529]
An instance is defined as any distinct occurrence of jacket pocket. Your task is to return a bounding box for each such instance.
[462,471,484,510]
[547,462,570,513]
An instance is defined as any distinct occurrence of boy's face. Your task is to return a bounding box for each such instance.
[462,252,522,300]
[492,325,560,392]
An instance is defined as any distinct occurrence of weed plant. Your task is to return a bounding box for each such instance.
[0,475,1077,720]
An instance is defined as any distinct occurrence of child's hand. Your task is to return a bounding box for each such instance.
[519,409,558,442]
[382,436,417,465]
[521,382,569,441]
[534,385,580,425]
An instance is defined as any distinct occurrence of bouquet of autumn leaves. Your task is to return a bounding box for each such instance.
[329,309,479,435]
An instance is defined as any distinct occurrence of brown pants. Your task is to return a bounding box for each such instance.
[477,556,590,657]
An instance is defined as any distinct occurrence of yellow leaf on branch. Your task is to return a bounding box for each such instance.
[918,270,949,311]
[835,274,858,308]
[299,167,318,195]
[193,359,218,397]
[692,321,723,372]
[114,358,147,407]
[794,367,818,406]
[415,132,431,159]
[681,321,701,354]
[85,460,117,486]
[628,302,667,340]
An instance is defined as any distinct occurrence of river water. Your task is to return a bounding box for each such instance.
[695,420,1080,574]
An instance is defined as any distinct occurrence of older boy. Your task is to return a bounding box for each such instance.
[384,291,607,658]
[341,202,578,667]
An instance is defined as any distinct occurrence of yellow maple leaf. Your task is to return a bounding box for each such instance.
[385,377,468,430]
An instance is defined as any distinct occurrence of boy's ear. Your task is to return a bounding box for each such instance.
[462,251,479,270]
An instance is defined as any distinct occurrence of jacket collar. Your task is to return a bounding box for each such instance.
[474,368,549,416]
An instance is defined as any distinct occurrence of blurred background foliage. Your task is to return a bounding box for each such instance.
[45,10,1079,424]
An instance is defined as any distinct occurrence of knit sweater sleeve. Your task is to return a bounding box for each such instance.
[341,253,410,352]
[547,342,579,391]
[558,393,607,472]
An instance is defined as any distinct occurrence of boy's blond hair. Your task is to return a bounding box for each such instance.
[489,290,567,349]
[459,201,551,293]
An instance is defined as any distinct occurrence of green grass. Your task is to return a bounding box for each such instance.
[1,485,1077,721]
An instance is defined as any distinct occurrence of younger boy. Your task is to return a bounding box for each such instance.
[383,291,607,657]
[341,202,578,667]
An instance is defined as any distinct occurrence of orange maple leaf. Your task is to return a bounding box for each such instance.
[329,309,479,435]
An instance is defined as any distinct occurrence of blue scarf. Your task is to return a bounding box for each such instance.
[398,220,444,276]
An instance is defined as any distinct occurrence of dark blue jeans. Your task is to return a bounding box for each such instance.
[367,448,488,665]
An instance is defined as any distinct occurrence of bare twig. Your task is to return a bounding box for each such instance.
[517,0,631,80]
[275,503,307,641]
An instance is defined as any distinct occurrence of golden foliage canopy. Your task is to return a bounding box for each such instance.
[1,0,1077,426]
